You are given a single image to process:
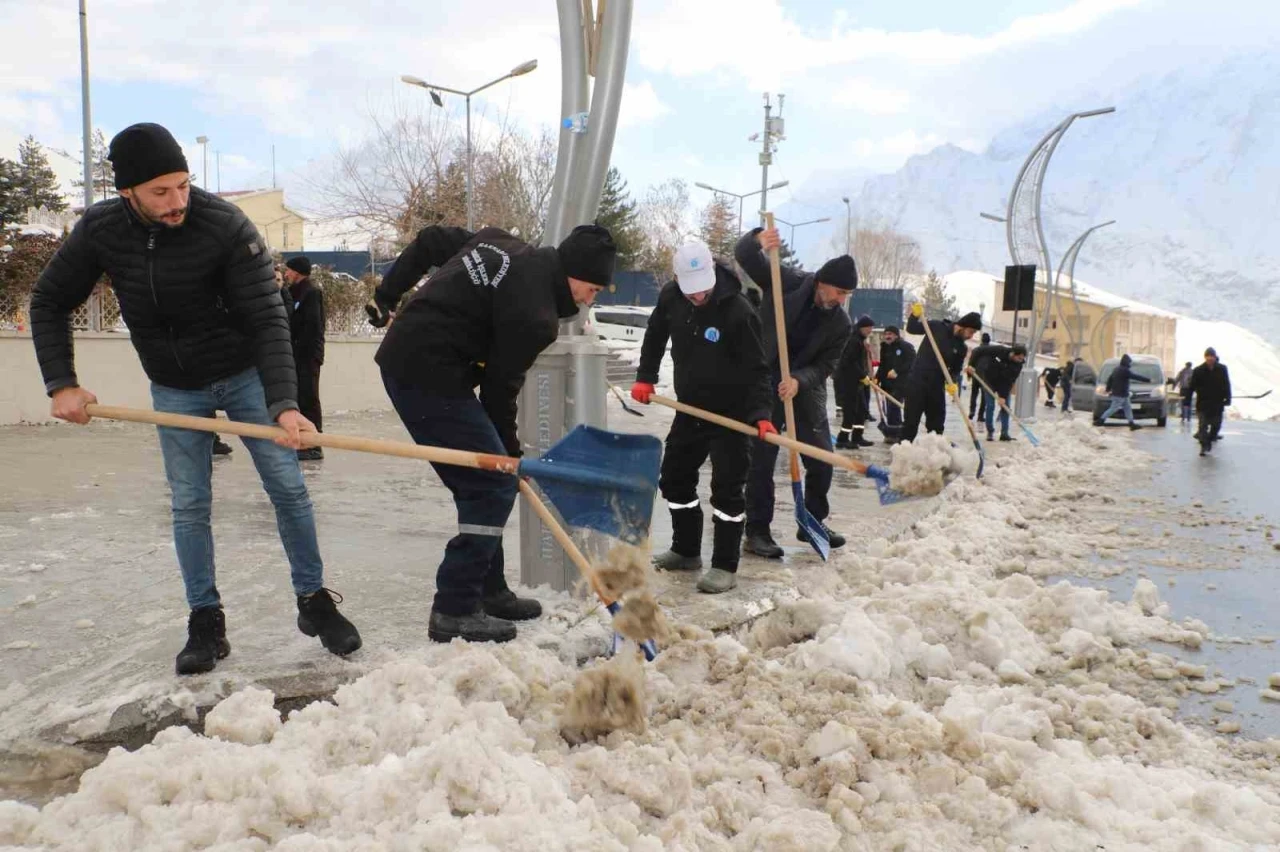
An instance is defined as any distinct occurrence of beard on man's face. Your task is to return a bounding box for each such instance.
[132,196,188,228]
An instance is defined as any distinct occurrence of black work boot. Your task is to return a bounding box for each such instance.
[212,437,234,456]
[655,505,704,570]
[176,606,229,675]
[743,524,783,559]
[297,447,324,461]
[429,609,516,644]
[482,588,542,621]
[297,588,362,656]
[835,430,852,449]
[798,522,847,549]
[852,429,874,448]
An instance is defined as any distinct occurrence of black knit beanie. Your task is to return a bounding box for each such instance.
[285,256,312,277]
[558,224,617,287]
[856,314,874,329]
[815,255,858,290]
[108,123,189,189]
[956,312,983,330]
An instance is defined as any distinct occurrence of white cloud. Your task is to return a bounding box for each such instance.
[618,81,670,128]
[829,79,910,115]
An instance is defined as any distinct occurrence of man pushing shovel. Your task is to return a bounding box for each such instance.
[367,222,617,643]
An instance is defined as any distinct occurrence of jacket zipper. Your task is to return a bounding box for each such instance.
[147,232,186,374]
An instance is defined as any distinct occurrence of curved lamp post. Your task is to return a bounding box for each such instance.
[1055,220,1115,358]
[695,180,789,234]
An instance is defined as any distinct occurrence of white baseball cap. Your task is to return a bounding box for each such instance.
[673,241,716,295]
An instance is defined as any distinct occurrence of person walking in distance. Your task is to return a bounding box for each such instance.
[733,225,855,558]
[1042,366,1061,408]
[1189,348,1231,455]
[368,222,616,643]
[968,332,991,421]
[901,304,982,442]
[1061,357,1080,412]
[834,315,875,449]
[283,256,326,461]
[968,342,1027,441]
[1093,353,1148,430]
[874,325,915,440]
[631,240,772,594]
[28,122,361,674]
[1173,361,1194,423]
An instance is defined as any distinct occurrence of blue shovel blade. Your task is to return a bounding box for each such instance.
[865,464,910,505]
[793,480,831,560]
[518,425,662,545]
[1021,424,1041,447]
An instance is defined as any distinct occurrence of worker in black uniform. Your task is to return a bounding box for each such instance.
[631,240,772,594]
[834,315,876,449]
[968,332,991,422]
[733,226,855,558]
[968,341,1027,441]
[902,303,982,442]
[875,325,915,438]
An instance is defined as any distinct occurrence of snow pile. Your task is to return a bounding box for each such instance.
[202,686,281,746]
[4,421,1280,850]
[887,433,969,496]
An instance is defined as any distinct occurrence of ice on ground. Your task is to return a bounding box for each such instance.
[5,420,1280,850]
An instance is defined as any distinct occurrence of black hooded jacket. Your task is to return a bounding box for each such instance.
[636,264,771,424]
[29,187,296,417]
[373,226,579,455]
[287,276,325,368]
[1189,361,1231,412]
[1104,354,1150,398]
[970,344,1025,396]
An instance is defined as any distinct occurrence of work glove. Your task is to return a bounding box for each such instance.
[365,299,393,328]
[756,420,779,440]
[630,382,655,404]
[860,377,871,386]
[911,303,924,318]
[946,382,959,397]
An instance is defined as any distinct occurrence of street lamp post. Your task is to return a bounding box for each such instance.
[841,196,851,255]
[693,180,789,234]
[774,216,831,249]
[196,136,208,189]
[401,60,539,231]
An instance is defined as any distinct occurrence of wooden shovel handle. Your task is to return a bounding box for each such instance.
[764,212,803,474]
[83,404,520,475]
[918,316,983,446]
[516,479,614,605]
[967,369,1028,427]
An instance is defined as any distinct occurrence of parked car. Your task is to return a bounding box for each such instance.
[588,306,652,343]
[1071,354,1168,426]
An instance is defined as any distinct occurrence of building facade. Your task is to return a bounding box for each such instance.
[218,189,306,252]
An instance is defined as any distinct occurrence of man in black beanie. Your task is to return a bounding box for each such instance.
[733,225,854,558]
[902,306,982,442]
[368,221,616,643]
[282,255,326,460]
[28,122,361,675]
[834,314,876,449]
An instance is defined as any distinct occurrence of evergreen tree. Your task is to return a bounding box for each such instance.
[920,269,957,320]
[0,158,24,227]
[14,137,66,213]
[698,193,737,259]
[778,238,802,272]
[595,166,646,269]
[73,130,115,203]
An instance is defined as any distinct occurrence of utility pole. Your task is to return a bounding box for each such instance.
[756,93,785,225]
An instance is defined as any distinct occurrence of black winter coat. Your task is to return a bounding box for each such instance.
[1104,355,1150,398]
[905,316,967,387]
[876,338,916,390]
[733,230,851,393]
[30,187,296,417]
[373,226,579,456]
[636,264,771,425]
[288,277,325,368]
[1189,362,1231,412]
[834,332,873,405]
[970,344,1025,396]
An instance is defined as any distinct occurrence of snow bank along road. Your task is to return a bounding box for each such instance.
[3,420,1279,850]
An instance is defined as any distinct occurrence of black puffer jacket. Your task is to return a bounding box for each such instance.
[635,263,771,424]
[30,187,296,417]
[373,226,579,456]
[905,316,967,386]
[970,344,1025,396]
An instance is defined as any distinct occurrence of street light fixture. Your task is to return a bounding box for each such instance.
[694,180,789,234]
[401,59,540,230]
[774,216,831,248]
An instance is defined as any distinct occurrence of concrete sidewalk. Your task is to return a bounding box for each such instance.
[0,394,986,801]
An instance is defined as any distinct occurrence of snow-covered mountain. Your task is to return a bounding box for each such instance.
[847,51,1280,347]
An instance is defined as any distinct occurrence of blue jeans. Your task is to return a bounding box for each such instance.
[983,390,1010,437]
[1098,395,1135,424]
[381,373,517,616]
[1060,382,1073,411]
[150,368,324,610]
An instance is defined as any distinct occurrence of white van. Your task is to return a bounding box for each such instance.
[588,305,653,343]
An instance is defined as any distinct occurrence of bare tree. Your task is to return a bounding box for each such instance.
[829,218,923,289]
[636,178,692,277]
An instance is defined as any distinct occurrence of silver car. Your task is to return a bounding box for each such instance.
[1070,354,1168,426]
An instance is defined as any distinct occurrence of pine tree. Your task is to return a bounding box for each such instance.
[0,158,24,227]
[698,194,737,259]
[73,130,115,203]
[14,137,66,213]
[778,238,802,272]
[920,269,956,320]
[595,167,646,269]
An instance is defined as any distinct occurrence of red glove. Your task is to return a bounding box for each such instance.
[630,382,655,404]
[757,420,779,440]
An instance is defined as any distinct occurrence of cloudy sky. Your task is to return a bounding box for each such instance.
[3,0,1274,260]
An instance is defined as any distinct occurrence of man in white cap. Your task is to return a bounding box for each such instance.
[631,241,772,593]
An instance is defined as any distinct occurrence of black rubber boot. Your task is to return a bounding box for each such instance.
[835,430,852,449]
[852,428,874,448]
[297,588,362,656]
[656,505,703,569]
[176,606,228,675]
[482,589,542,621]
[710,517,743,573]
[743,525,783,559]
[429,609,516,643]
[798,522,847,549]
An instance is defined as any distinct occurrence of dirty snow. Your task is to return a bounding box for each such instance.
[3,420,1280,850]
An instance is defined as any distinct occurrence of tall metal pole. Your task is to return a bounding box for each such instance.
[758,96,772,224]
[842,196,851,255]
[465,94,474,231]
[543,0,589,249]
[77,0,93,211]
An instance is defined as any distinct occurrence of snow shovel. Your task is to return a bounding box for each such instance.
[607,380,646,417]
[83,404,662,544]
[967,369,1041,447]
[619,386,910,506]
[1235,390,1272,400]
[917,311,985,478]
[765,213,831,558]
[868,381,904,443]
